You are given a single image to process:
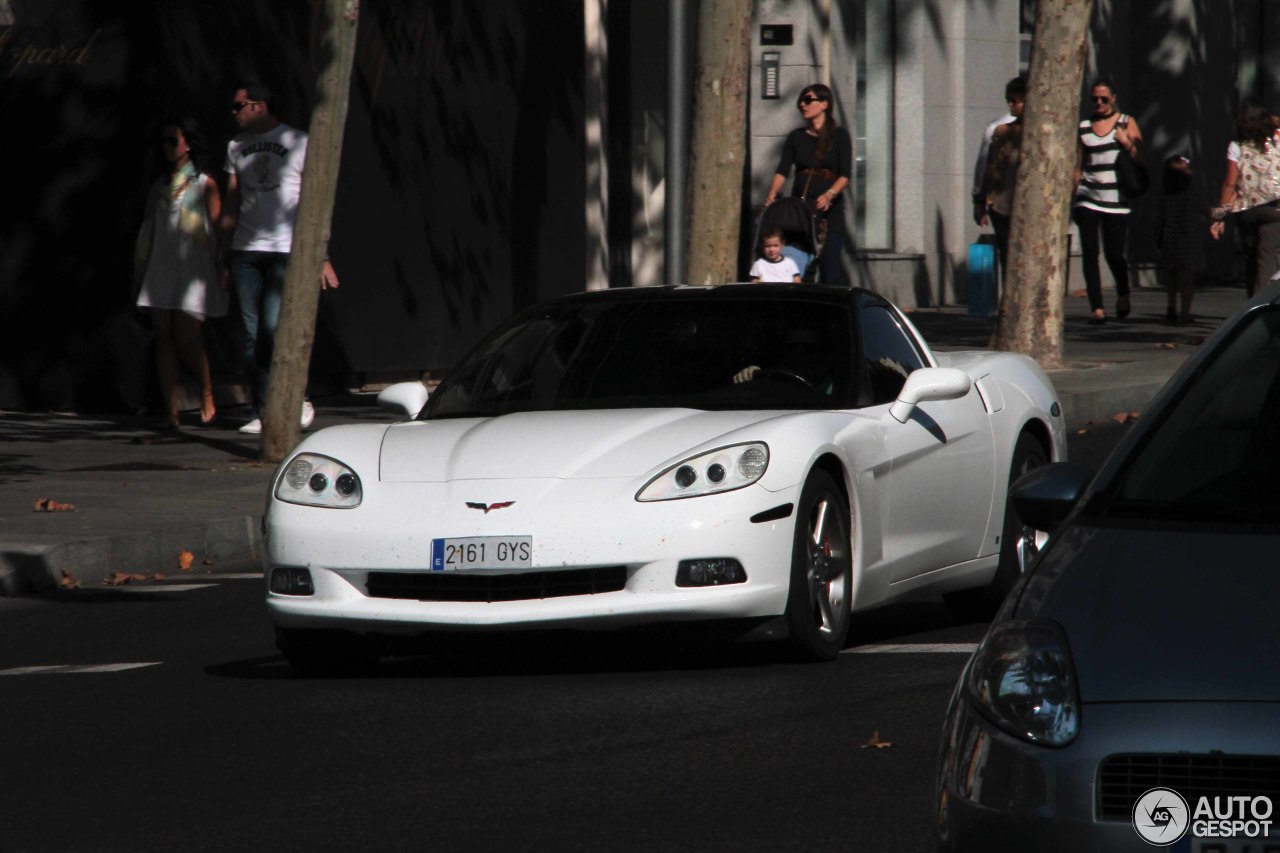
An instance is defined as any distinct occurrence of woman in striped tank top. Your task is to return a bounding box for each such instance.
[1073,78,1144,324]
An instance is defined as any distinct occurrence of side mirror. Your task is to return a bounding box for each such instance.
[1010,462,1095,532]
[377,381,431,419]
[889,367,972,423]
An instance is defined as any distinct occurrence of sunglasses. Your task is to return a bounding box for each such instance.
[162,136,181,146]
[797,95,824,107]
[1092,96,1112,103]
[231,100,259,113]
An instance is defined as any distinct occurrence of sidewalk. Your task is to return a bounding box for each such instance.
[0,283,1248,596]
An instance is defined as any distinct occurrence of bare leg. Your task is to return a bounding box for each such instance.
[172,312,216,423]
[150,309,181,427]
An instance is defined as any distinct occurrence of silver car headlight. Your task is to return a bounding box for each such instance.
[965,619,1080,747]
[636,443,769,502]
[275,453,363,508]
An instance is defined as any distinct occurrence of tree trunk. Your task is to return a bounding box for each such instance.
[685,0,751,286]
[990,0,1092,369]
[261,0,359,462]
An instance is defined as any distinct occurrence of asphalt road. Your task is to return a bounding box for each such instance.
[0,422,1133,853]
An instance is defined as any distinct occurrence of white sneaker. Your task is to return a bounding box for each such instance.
[239,418,262,435]
[300,400,316,429]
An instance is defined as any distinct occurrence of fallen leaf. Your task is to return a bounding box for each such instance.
[59,570,81,590]
[33,497,76,512]
[202,558,215,566]
[178,550,194,571]
[1110,412,1128,424]
[1076,428,1089,435]
[1155,342,1177,350]
[1069,289,1087,298]
[860,731,894,749]
[1129,411,1141,421]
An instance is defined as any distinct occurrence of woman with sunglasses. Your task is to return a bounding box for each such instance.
[763,84,853,284]
[133,116,226,427]
[1074,78,1144,324]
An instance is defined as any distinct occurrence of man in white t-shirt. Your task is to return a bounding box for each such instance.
[218,79,339,434]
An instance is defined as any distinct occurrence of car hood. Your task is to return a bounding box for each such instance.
[1016,524,1280,702]
[379,409,790,482]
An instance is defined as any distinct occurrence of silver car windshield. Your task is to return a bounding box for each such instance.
[423,297,854,418]
[1105,307,1280,523]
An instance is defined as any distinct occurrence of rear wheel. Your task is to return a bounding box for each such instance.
[944,430,1047,622]
[784,469,853,661]
[276,628,383,677]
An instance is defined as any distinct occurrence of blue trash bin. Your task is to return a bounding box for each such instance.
[968,242,997,317]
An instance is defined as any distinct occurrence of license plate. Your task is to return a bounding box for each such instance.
[431,536,532,571]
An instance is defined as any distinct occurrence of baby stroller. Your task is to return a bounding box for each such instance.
[754,196,822,282]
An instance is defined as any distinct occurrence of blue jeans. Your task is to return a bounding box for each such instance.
[230,251,288,412]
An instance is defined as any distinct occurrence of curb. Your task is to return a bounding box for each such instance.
[0,516,262,596]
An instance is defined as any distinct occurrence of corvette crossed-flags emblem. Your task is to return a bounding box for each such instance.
[465,501,515,513]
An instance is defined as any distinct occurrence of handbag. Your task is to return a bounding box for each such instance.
[1232,135,1280,212]
[1113,117,1148,200]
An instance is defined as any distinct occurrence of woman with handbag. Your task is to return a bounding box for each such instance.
[1209,98,1280,297]
[763,84,853,285]
[1073,78,1144,324]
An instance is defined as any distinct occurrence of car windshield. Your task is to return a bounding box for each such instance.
[1099,307,1280,524]
[423,295,854,418]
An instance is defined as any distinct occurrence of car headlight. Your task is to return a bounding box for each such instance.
[965,619,1079,747]
[636,443,769,502]
[274,453,363,508]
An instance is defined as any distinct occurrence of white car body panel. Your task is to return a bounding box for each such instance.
[264,288,1065,642]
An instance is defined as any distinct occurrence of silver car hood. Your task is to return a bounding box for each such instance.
[1015,524,1280,703]
[378,409,783,482]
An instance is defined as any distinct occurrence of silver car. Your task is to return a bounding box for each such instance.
[936,285,1280,852]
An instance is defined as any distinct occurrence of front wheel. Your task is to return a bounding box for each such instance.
[784,469,853,661]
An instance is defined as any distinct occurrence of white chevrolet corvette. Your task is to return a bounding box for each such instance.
[265,285,1066,673]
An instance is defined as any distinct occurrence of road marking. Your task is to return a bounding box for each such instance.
[0,662,162,675]
[844,643,977,655]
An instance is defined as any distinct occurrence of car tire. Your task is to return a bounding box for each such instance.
[276,627,383,677]
[944,430,1047,623]
[784,468,853,661]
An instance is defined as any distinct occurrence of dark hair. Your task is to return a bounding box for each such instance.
[760,227,786,246]
[234,78,273,110]
[1161,155,1192,195]
[154,114,209,174]
[1091,77,1117,95]
[798,83,836,161]
[1005,76,1027,101]
[1237,97,1274,146]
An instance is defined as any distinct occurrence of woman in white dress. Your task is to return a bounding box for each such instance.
[134,116,227,427]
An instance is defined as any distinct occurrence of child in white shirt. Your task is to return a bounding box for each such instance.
[750,229,802,283]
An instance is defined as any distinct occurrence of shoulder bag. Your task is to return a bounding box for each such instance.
[1113,116,1148,200]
